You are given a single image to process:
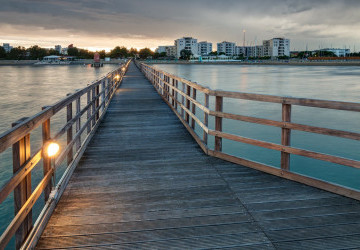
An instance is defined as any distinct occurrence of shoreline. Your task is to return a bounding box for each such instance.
[145,60,360,66]
[0,59,125,66]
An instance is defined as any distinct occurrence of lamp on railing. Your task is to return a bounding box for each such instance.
[43,141,60,186]
[114,75,120,81]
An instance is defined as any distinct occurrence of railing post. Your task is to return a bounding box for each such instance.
[181,82,185,118]
[87,89,91,134]
[191,89,197,129]
[91,87,96,127]
[215,96,223,151]
[171,78,175,107]
[66,96,73,165]
[102,79,106,111]
[41,107,52,202]
[281,103,292,171]
[203,94,209,144]
[12,117,32,249]
[175,80,178,110]
[185,85,191,123]
[75,96,81,151]
[95,84,100,121]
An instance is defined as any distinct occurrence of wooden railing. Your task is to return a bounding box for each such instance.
[0,60,131,249]
[137,61,360,200]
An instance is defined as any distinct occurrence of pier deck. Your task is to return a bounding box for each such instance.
[36,63,360,249]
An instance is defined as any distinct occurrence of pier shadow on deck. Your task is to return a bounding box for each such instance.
[36,63,360,249]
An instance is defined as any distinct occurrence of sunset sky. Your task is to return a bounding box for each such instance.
[0,0,359,52]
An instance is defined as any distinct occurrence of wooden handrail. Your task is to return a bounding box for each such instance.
[137,61,360,201]
[0,59,131,249]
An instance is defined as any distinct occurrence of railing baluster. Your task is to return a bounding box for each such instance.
[102,79,106,111]
[75,96,81,151]
[191,89,197,129]
[215,96,223,151]
[185,85,191,123]
[181,82,185,118]
[175,80,178,111]
[41,107,52,201]
[12,118,32,249]
[281,103,292,171]
[91,87,96,127]
[204,94,209,144]
[95,84,100,121]
[87,89,91,134]
[66,98,73,165]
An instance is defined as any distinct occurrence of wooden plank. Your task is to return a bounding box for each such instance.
[281,104,291,171]
[215,96,223,152]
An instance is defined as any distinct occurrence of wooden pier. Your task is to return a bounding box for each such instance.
[1,61,360,249]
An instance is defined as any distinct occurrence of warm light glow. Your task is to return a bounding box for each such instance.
[114,75,120,81]
[121,67,126,72]
[46,142,60,157]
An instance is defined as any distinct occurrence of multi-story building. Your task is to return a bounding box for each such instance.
[197,41,212,56]
[235,46,264,58]
[3,43,13,53]
[166,46,176,57]
[175,37,198,59]
[55,45,62,54]
[320,48,350,57]
[217,41,236,56]
[61,48,68,55]
[263,38,290,57]
[155,46,169,54]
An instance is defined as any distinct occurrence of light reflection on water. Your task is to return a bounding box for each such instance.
[154,64,360,190]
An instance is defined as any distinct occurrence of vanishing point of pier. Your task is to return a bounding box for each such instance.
[1,61,360,249]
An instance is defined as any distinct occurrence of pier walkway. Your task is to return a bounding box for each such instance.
[36,63,360,249]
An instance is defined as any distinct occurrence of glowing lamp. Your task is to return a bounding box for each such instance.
[46,142,60,157]
[121,67,125,72]
[114,75,120,81]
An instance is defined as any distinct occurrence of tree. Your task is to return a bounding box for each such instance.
[27,45,48,60]
[67,47,79,57]
[218,52,225,56]
[7,46,27,60]
[180,49,192,60]
[109,46,128,58]
[208,51,217,56]
[128,48,138,57]
[138,48,153,59]
[0,46,6,59]
[98,50,106,59]
[48,48,60,56]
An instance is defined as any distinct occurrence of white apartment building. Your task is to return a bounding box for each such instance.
[235,46,264,58]
[3,43,13,53]
[175,37,198,59]
[320,48,350,57]
[197,41,212,56]
[263,38,290,57]
[155,46,169,54]
[217,41,236,56]
[166,46,176,57]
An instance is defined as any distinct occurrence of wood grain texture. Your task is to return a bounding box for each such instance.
[37,62,360,249]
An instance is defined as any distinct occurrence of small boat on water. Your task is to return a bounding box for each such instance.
[35,55,75,65]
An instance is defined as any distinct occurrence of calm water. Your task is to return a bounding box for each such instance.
[0,64,118,249]
[154,64,360,190]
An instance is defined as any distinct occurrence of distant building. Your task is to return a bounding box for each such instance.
[166,46,176,58]
[3,43,13,53]
[155,46,169,54]
[197,41,212,56]
[68,44,74,48]
[175,37,198,59]
[263,38,290,57]
[217,41,236,56]
[61,48,68,55]
[55,45,62,54]
[320,48,350,57]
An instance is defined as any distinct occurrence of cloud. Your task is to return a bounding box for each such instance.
[0,0,359,50]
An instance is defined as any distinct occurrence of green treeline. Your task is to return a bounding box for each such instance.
[0,45,156,60]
